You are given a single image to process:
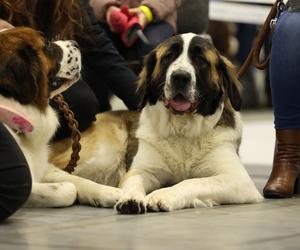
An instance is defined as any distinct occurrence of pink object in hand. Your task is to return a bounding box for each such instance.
[0,104,33,133]
[108,9,128,33]
[109,5,145,47]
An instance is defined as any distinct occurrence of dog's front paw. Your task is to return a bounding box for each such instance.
[146,188,183,212]
[77,184,122,208]
[115,195,146,214]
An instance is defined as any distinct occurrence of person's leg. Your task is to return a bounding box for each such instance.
[81,67,112,112]
[270,12,300,129]
[50,79,100,141]
[0,123,32,221]
[263,11,300,198]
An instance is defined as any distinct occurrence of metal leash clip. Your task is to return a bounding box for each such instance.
[270,0,285,29]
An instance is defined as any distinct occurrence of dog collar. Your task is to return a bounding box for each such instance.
[0,104,33,133]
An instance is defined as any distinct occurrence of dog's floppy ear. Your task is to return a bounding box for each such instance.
[0,45,43,105]
[137,49,157,109]
[218,55,242,111]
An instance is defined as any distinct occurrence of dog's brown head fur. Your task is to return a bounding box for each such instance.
[138,33,242,117]
[0,27,81,112]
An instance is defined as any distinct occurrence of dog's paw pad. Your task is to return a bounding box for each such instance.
[116,199,146,214]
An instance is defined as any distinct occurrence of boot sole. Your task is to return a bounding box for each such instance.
[263,191,292,199]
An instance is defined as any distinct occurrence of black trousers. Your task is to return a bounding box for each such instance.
[0,123,32,222]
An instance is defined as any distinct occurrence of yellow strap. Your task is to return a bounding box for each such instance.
[139,5,154,23]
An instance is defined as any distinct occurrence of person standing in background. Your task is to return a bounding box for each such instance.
[263,0,300,198]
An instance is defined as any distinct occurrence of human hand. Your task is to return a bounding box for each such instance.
[128,7,149,28]
[106,6,122,32]
[0,19,14,31]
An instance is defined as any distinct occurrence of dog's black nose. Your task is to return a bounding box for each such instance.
[171,70,191,88]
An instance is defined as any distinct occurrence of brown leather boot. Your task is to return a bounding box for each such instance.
[263,129,300,198]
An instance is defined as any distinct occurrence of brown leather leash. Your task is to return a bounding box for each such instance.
[237,0,285,79]
[52,94,81,173]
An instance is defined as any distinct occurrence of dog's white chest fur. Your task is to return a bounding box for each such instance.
[131,102,242,183]
[1,95,59,182]
[20,109,58,182]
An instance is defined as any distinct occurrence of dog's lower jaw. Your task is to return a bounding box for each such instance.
[138,102,224,139]
[163,101,198,115]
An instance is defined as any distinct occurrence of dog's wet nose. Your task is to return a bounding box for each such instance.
[171,70,191,88]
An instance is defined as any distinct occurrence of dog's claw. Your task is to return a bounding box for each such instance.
[116,199,146,214]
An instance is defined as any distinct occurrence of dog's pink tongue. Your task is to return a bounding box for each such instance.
[168,95,191,112]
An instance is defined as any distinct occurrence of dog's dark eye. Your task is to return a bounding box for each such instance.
[50,77,65,90]
[161,52,175,64]
[44,40,52,52]
[198,55,208,63]
[191,46,209,64]
[197,55,210,67]
[193,46,203,54]
[162,43,181,62]
[161,50,178,64]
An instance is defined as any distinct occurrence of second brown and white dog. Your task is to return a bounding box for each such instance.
[0,27,122,208]
[50,33,263,213]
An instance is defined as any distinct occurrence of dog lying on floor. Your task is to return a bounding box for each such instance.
[0,27,122,207]
[50,33,263,214]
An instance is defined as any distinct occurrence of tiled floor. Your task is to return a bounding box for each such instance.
[1,110,300,250]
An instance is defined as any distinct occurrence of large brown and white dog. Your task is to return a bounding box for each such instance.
[50,33,263,214]
[0,27,122,207]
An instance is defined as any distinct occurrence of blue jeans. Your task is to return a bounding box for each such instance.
[270,10,300,129]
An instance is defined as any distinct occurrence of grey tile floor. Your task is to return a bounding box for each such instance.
[1,110,300,250]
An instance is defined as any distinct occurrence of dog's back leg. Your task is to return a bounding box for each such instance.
[25,182,77,207]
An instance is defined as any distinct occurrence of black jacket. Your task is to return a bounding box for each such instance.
[79,1,141,111]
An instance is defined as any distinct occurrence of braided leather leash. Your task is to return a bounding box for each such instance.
[52,94,81,173]
[237,0,285,79]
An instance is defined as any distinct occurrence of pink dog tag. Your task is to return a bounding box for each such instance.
[0,104,33,133]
